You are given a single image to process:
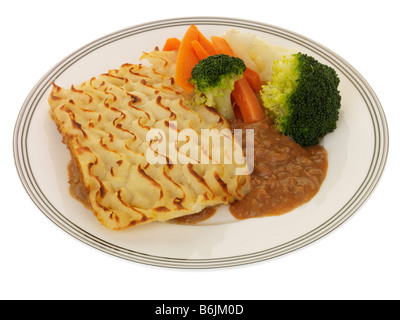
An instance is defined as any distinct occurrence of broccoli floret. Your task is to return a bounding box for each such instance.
[260,52,341,146]
[190,54,246,120]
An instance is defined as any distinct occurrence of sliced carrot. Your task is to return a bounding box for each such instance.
[191,40,211,60]
[244,68,262,93]
[175,25,200,93]
[162,37,181,51]
[232,99,243,120]
[198,32,217,56]
[232,78,265,123]
[210,36,235,56]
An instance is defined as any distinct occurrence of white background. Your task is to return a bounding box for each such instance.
[2,0,399,300]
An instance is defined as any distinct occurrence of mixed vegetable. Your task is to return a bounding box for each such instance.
[162,25,341,146]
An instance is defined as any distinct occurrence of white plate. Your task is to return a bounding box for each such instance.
[13,17,389,268]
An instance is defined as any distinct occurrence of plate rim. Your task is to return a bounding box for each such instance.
[13,16,389,269]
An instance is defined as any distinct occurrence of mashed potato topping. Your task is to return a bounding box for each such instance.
[49,50,250,230]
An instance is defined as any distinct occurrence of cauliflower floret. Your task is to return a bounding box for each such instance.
[222,28,298,83]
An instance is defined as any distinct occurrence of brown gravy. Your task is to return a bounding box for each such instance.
[229,117,328,219]
[68,154,90,209]
[169,206,217,225]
